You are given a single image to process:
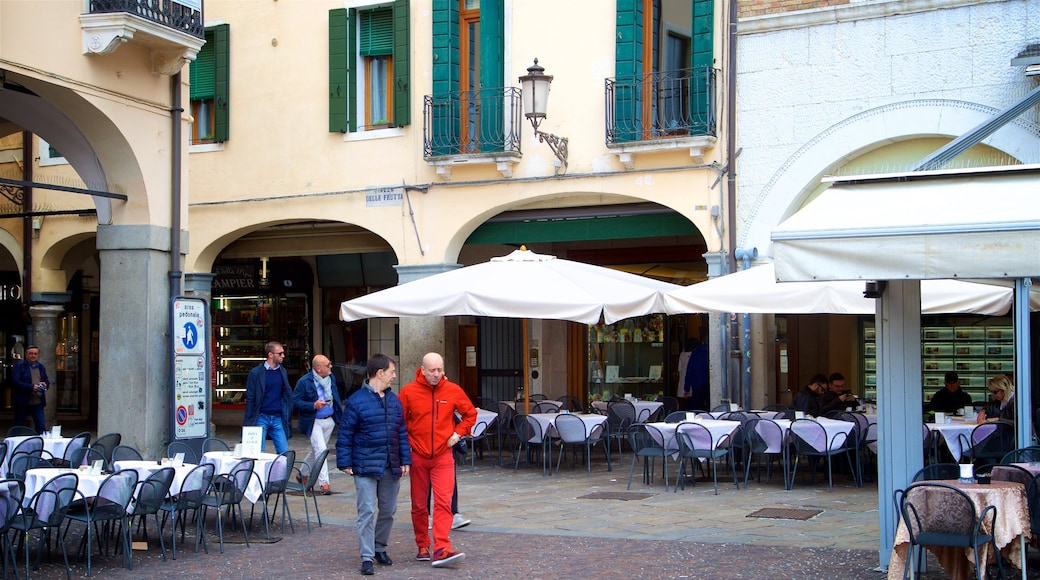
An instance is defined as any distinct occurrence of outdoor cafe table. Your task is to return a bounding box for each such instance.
[2,434,73,475]
[591,400,663,420]
[23,467,108,507]
[928,419,978,462]
[887,479,1030,580]
[470,408,498,438]
[112,460,197,496]
[772,418,856,452]
[527,413,608,439]
[644,419,741,456]
[503,400,563,411]
[201,451,277,504]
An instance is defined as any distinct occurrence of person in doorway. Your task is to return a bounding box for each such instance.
[244,341,293,454]
[819,372,859,414]
[791,373,827,417]
[927,371,973,414]
[977,374,1015,423]
[12,345,49,434]
[294,354,344,495]
[400,352,476,568]
[681,337,709,411]
[337,353,411,575]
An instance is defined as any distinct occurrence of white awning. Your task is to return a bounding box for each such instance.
[771,165,1040,281]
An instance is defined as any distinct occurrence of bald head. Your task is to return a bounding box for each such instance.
[421,352,444,386]
[312,354,332,378]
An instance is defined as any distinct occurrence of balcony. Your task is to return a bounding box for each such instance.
[605,66,718,169]
[423,87,523,180]
[80,0,206,75]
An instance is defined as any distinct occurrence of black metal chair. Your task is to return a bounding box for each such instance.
[63,469,139,575]
[0,478,23,580]
[89,432,122,470]
[674,422,736,495]
[553,413,609,475]
[5,427,36,438]
[495,402,518,466]
[129,467,176,561]
[626,423,672,491]
[999,446,1040,464]
[67,447,106,472]
[912,463,961,482]
[288,448,329,533]
[158,463,214,558]
[896,482,1002,580]
[656,396,679,422]
[606,400,636,462]
[556,395,584,413]
[253,449,295,538]
[959,421,1015,469]
[111,445,143,463]
[787,418,857,491]
[664,411,688,423]
[202,438,231,454]
[201,458,254,553]
[166,441,199,465]
[743,418,789,489]
[54,432,91,468]
[12,472,78,580]
[512,415,548,474]
[8,451,53,481]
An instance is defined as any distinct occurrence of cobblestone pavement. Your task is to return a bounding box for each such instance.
[22,429,1040,578]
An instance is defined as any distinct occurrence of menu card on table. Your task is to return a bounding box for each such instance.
[241,426,263,457]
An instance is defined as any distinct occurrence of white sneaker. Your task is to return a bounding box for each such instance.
[451,513,471,530]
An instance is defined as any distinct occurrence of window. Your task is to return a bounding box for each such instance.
[329,2,410,133]
[38,138,68,167]
[189,24,230,144]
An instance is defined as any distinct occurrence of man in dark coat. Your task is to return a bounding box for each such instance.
[12,345,49,434]
[336,353,411,575]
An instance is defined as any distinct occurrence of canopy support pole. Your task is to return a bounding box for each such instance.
[1014,278,1033,446]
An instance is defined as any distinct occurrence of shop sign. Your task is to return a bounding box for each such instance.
[0,283,20,301]
[365,186,404,207]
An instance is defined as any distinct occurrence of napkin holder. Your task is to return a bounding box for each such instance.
[171,453,185,468]
[51,425,62,438]
[958,463,974,484]
[89,460,104,476]
[794,411,805,420]
[233,443,244,458]
[963,406,976,420]
[934,412,946,424]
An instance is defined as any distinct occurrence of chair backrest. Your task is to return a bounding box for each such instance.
[532,401,558,414]
[607,400,636,425]
[471,419,495,440]
[677,421,721,453]
[658,396,679,417]
[912,462,961,482]
[772,409,796,420]
[529,393,547,402]
[301,448,329,491]
[556,395,584,413]
[9,450,53,479]
[28,472,79,527]
[203,437,231,453]
[265,450,294,495]
[763,403,789,412]
[112,444,143,462]
[710,403,730,412]
[95,469,139,512]
[789,418,839,454]
[1027,473,1040,535]
[554,413,589,444]
[62,432,91,462]
[0,479,23,533]
[498,401,518,424]
[11,435,44,458]
[744,418,785,454]
[176,463,215,509]
[166,441,199,465]
[133,467,175,517]
[1000,446,1040,464]
[970,421,1016,463]
[664,411,688,423]
[6,426,37,437]
[512,414,542,445]
[475,397,496,412]
[627,423,665,455]
[91,432,122,466]
[992,463,1034,487]
[900,482,980,542]
[68,446,106,469]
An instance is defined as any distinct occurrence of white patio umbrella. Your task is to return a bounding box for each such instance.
[663,263,1032,315]
[340,247,681,413]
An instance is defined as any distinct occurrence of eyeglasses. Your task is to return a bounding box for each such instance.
[989,390,1001,395]
[273,351,285,356]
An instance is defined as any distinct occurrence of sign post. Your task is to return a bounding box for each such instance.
[170,297,210,456]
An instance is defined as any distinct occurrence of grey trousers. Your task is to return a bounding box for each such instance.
[354,468,400,561]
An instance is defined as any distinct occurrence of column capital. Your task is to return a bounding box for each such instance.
[28,304,66,319]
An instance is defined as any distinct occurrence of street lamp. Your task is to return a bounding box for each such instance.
[518,59,568,173]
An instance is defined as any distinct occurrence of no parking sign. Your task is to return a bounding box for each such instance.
[172,297,209,439]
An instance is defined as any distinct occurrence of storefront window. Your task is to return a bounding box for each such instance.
[587,314,665,404]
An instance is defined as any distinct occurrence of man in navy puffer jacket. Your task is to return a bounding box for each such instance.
[336,354,411,575]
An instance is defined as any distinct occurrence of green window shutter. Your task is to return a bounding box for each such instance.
[479,0,505,153]
[347,9,358,133]
[430,0,458,156]
[614,0,643,143]
[212,24,230,142]
[360,7,393,56]
[329,8,349,133]
[392,0,410,127]
[190,29,215,100]
[690,0,713,134]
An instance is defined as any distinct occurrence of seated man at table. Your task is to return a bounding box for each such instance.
[791,374,827,417]
[819,372,859,414]
[928,371,973,414]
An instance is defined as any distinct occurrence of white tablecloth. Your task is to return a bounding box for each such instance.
[776,418,855,452]
[527,413,608,439]
[592,400,663,420]
[23,467,107,508]
[928,421,978,462]
[113,460,197,497]
[202,451,277,504]
[470,408,498,438]
[2,435,73,474]
[645,420,740,453]
[503,400,563,411]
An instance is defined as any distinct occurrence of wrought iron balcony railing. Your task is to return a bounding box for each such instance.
[605,65,717,145]
[423,87,522,159]
[88,0,204,39]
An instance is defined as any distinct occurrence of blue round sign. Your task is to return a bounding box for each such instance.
[181,322,198,350]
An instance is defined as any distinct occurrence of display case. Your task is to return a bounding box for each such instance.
[587,314,666,403]
[55,313,80,411]
[211,294,310,407]
[861,319,1014,404]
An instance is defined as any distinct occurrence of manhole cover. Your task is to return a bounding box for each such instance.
[578,491,655,501]
[746,508,822,520]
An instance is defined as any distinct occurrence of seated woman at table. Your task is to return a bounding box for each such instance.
[976,374,1015,423]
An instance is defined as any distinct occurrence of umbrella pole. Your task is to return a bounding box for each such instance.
[523,318,531,415]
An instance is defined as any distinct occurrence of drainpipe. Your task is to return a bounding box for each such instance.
[169,72,183,443]
[725,0,740,404]
[20,131,33,341]
[735,248,757,408]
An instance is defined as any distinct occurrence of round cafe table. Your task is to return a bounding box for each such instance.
[201,451,277,504]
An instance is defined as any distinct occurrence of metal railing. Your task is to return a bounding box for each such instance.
[423,86,522,159]
[88,0,205,39]
[605,65,717,145]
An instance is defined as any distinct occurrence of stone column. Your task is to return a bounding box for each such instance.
[393,263,461,383]
[703,252,727,409]
[28,304,64,430]
[96,224,173,458]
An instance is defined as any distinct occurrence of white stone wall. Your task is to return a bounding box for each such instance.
[735,0,1040,255]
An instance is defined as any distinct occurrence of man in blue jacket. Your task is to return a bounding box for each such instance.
[12,345,49,434]
[244,341,292,453]
[293,354,343,494]
[337,353,411,576]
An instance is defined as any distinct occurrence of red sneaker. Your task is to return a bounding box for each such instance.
[431,549,465,568]
[416,547,431,561]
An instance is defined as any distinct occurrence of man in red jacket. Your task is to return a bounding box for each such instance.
[399,352,477,568]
